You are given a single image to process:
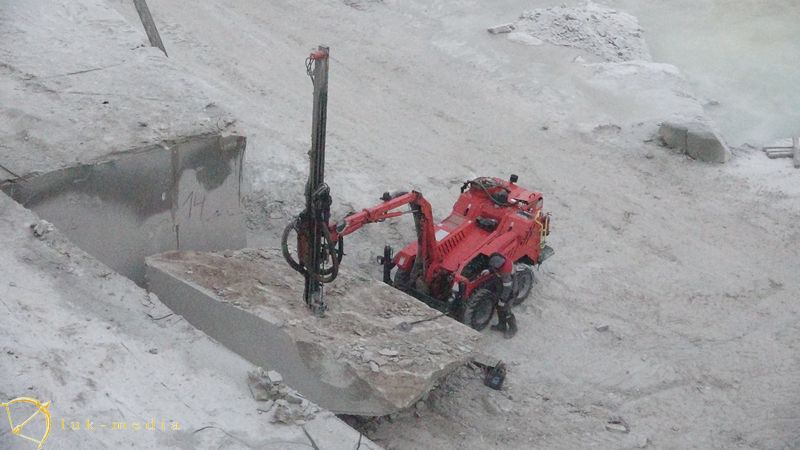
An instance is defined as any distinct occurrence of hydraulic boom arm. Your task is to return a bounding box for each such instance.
[330,191,439,283]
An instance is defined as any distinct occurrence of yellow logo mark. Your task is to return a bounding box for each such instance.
[1,397,51,450]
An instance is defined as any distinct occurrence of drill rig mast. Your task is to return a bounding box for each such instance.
[283,46,342,316]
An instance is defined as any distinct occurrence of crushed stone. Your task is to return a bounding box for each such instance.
[512,2,651,62]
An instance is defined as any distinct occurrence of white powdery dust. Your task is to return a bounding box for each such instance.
[513,1,651,62]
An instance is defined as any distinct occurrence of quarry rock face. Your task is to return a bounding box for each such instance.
[659,121,732,163]
[146,249,482,416]
[3,134,247,286]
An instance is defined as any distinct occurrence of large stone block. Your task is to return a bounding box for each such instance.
[658,122,689,152]
[685,127,731,163]
[146,249,481,416]
[658,122,731,163]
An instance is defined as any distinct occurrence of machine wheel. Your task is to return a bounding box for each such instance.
[462,288,495,331]
[393,268,412,289]
[512,265,534,306]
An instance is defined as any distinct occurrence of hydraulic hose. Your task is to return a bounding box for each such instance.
[281,214,342,284]
[470,178,511,207]
[281,216,307,275]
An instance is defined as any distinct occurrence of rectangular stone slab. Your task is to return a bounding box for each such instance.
[146,249,482,416]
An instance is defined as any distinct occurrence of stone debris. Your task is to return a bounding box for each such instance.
[605,417,630,433]
[487,23,516,34]
[248,367,320,425]
[248,367,286,401]
[362,350,376,363]
[511,2,651,62]
[256,400,274,412]
[286,392,304,404]
[372,357,388,367]
[266,370,283,384]
[30,220,54,238]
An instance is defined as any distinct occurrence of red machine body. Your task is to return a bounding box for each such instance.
[328,176,553,329]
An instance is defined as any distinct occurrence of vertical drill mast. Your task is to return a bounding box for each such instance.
[303,46,331,315]
[282,46,341,316]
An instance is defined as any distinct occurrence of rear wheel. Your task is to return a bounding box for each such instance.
[462,288,496,331]
[512,265,534,306]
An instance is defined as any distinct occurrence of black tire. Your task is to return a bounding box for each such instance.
[393,268,412,289]
[512,265,534,306]
[462,288,496,331]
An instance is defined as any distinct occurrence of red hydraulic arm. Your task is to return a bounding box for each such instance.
[329,191,440,282]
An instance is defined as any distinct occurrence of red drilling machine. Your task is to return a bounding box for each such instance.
[282,46,553,329]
